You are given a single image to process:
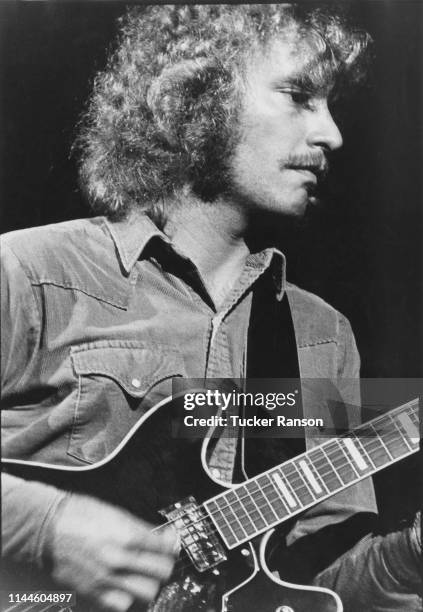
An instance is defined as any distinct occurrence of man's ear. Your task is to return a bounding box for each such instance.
[146,58,219,143]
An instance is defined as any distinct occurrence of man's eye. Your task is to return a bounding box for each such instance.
[290,91,312,106]
[279,89,313,109]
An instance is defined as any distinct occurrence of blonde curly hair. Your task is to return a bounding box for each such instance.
[75,4,371,221]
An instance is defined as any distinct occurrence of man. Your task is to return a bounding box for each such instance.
[1,5,421,612]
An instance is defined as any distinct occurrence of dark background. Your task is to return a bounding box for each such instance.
[1,2,421,526]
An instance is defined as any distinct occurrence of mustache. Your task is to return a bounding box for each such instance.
[284,152,329,179]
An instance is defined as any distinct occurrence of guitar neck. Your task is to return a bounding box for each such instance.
[205,398,420,548]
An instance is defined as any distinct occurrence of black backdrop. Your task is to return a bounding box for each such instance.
[1,2,422,526]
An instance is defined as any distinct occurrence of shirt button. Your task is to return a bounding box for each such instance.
[211,468,221,479]
[131,378,142,389]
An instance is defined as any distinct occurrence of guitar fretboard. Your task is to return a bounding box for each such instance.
[204,398,420,548]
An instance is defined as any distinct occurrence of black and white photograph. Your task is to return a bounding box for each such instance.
[1,2,421,612]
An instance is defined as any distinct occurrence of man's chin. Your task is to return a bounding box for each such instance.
[253,189,311,217]
[283,190,322,218]
[275,193,311,218]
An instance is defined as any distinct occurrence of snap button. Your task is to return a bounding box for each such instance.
[131,378,142,389]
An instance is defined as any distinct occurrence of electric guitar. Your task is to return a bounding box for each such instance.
[2,396,420,612]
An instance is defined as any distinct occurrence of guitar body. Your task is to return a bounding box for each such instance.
[3,396,341,612]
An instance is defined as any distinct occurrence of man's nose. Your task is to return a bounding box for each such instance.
[307,101,343,152]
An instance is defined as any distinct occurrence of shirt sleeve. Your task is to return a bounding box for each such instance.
[1,473,67,568]
[1,242,40,396]
[313,511,422,611]
[1,242,67,568]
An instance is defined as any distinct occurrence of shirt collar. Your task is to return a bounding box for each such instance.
[246,248,286,299]
[104,212,286,295]
[104,212,170,274]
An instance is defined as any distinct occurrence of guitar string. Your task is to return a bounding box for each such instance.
[8,406,418,550]
[150,409,418,540]
[153,420,418,560]
[152,442,418,545]
[12,408,413,592]
[154,400,419,541]
[5,404,417,607]
[152,410,420,578]
[149,414,419,575]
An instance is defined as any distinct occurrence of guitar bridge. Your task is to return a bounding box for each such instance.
[159,496,227,572]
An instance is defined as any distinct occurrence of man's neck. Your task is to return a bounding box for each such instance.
[163,195,250,308]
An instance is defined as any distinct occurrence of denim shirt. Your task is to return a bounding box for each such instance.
[1,214,384,596]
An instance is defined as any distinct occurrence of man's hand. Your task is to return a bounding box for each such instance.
[45,493,178,612]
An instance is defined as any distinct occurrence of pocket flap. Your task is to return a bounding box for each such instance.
[70,340,185,397]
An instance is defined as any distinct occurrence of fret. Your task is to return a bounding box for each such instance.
[265,472,292,513]
[389,414,413,452]
[397,411,419,446]
[310,446,337,489]
[246,479,278,524]
[369,423,394,460]
[205,499,239,547]
[339,438,360,480]
[333,438,361,479]
[219,498,248,540]
[271,469,300,508]
[297,456,327,495]
[256,474,289,519]
[215,496,247,541]
[409,415,419,429]
[407,411,419,427]
[379,420,409,458]
[235,485,267,530]
[364,439,390,466]
[342,437,370,472]
[324,439,356,484]
[283,462,315,505]
[285,461,318,504]
[367,402,419,456]
[352,434,377,470]
[225,490,256,536]
[204,399,419,551]
[404,406,419,426]
[358,425,392,467]
[310,446,343,490]
[280,461,304,508]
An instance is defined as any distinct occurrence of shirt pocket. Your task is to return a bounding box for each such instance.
[68,340,186,464]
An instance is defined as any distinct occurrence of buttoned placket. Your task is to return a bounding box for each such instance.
[106,215,285,483]
[205,257,281,483]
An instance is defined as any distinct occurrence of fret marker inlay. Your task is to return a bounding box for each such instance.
[272,472,297,508]
[298,460,323,494]
[398,413,419,444]
[343,438,368,471]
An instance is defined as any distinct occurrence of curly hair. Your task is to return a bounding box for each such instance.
[75,4,372,221]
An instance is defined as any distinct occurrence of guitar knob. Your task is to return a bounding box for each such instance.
[275,607,294,612]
